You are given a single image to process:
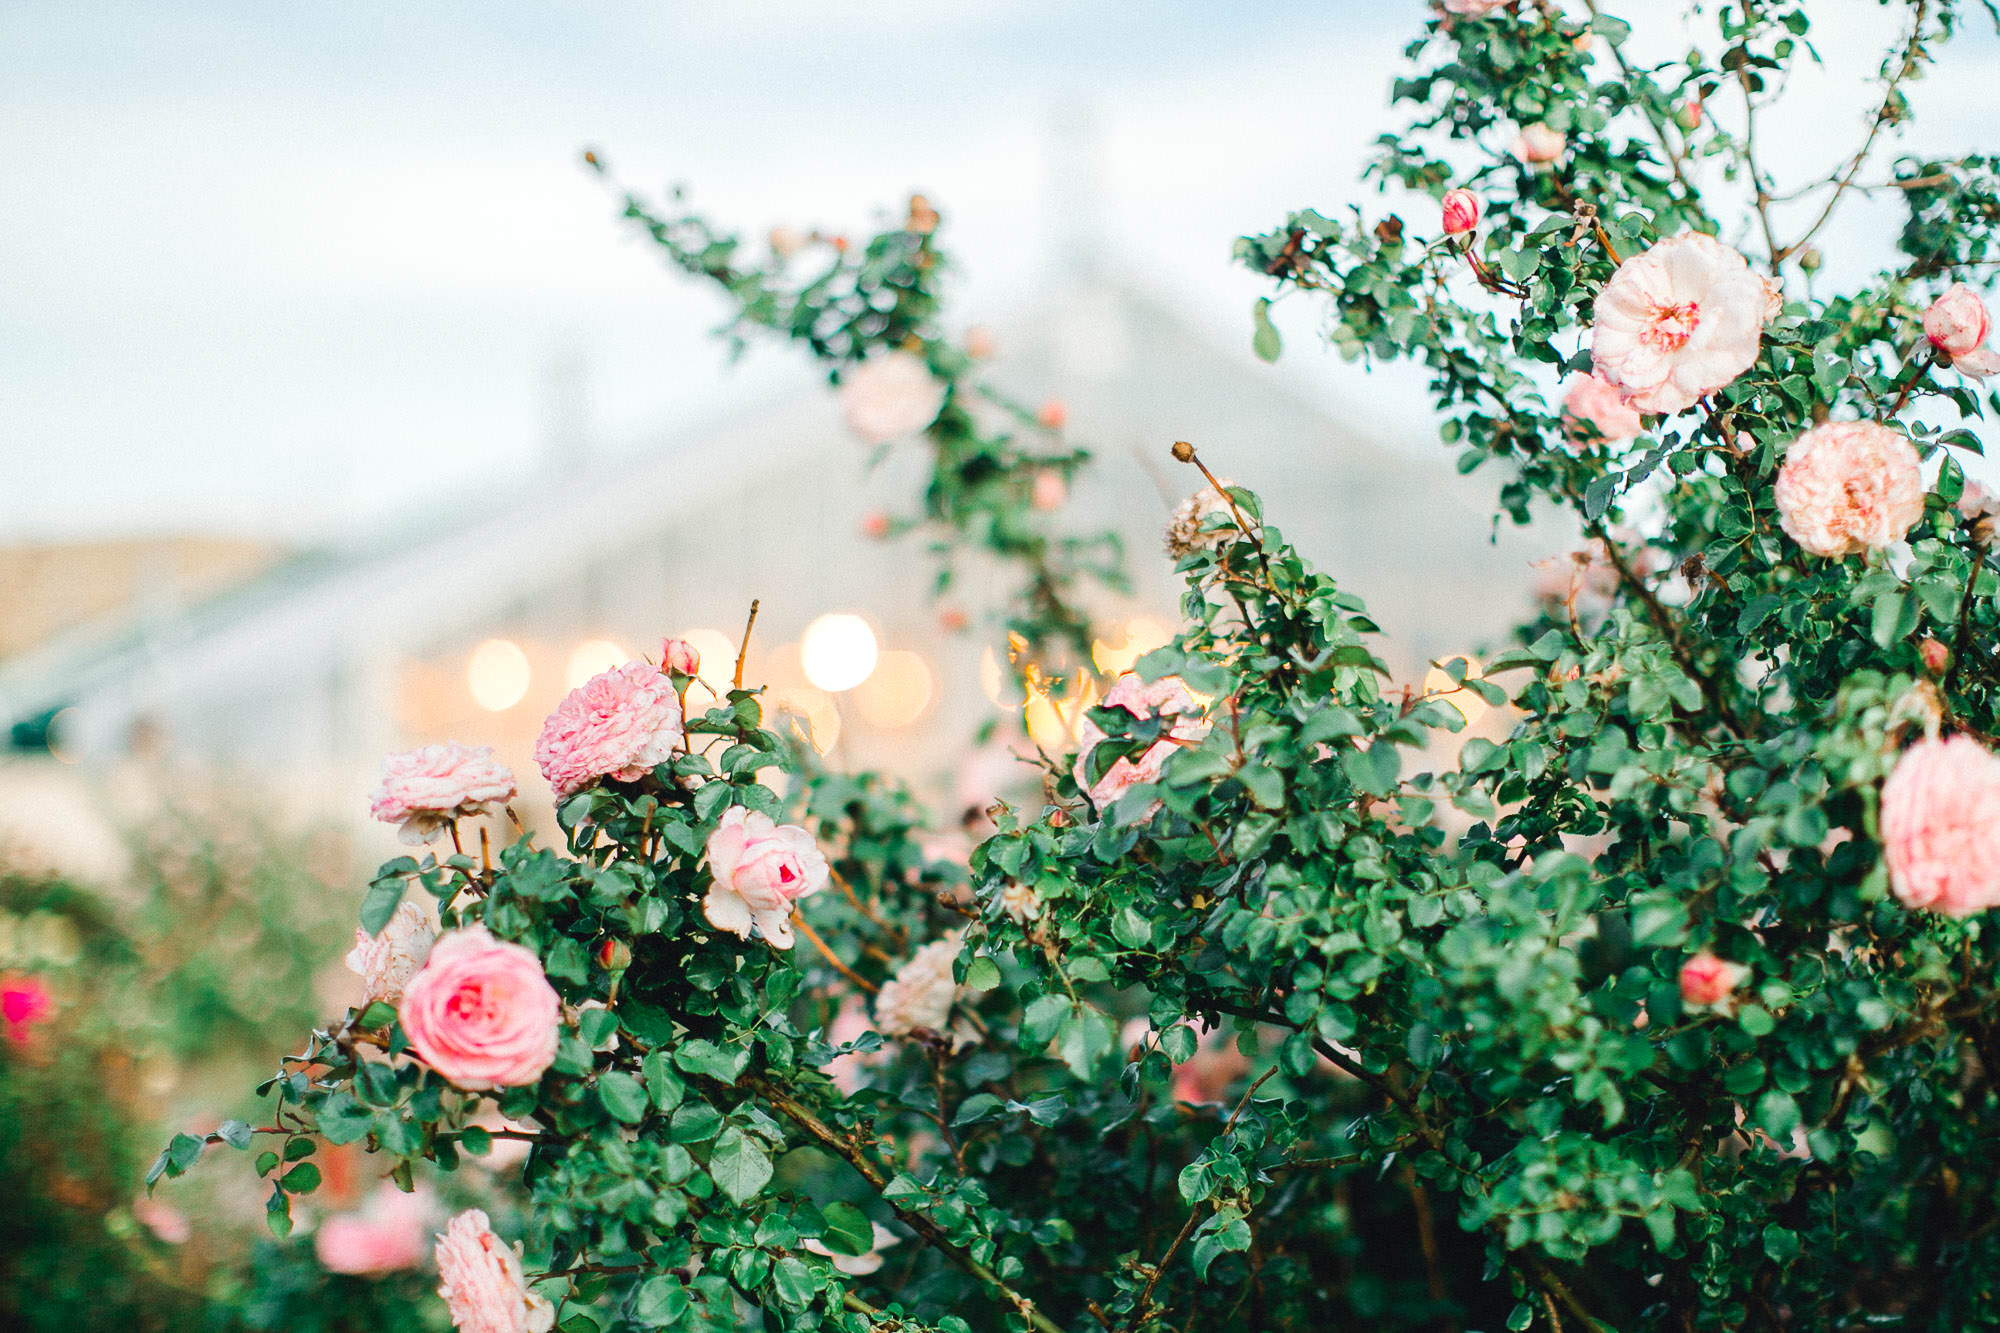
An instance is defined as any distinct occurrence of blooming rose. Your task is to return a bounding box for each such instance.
[434,1209,554,1333]
[659,637,700,677]
[1441,188,1481,236]
[369,744,516,845]
[1923,283,2000,377]
[534,661,684,799]
[1678,952,1749,1009]
[1509,123,1564,165]
[1442,0,1509,13]
[804,1223,901,1277]
[702,806,828,950]
[346,898,439,1005]
[1591,232,1772,413]
[1561,373,1644,446]
[316,1184,432,1276]
[1881,736,2000,917]
[839,351,947,444]
[1773,421,1924,558]
[1,975,52,1044]
[399,926,560,1091]
[876,932,963,1037]
[1073,675,1208,806]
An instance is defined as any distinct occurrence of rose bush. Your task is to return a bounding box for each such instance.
[151,2,2000,1330]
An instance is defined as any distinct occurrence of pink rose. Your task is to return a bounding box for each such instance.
[1036,398,1069,430]
[1678,952,1749,1009]
[1591,232,1773,413]
[659,637,700,677]
[433,1209,554,1333]
[702,807,828,950]
[1923,283,2000,377]
[839,351,947,444]
[1031,469,1068,510]
[860,510,892,539]
[346,898,439,1005]
[399,926,560,1091]
[1,975,52,1044]
[1442,0,1509,13]
[1920,637,1951,675]
[131,1195,190,1245]
[1882,736,2000,917]
[1073,674,1209,806]
[875,932,963,1038]
[1773,421,1924,558]
[1561,373,1644,446]
[1441,188,1481,236]
[534,660,684,799]
[1509,123,1565,165]
[767,225,806,259]
[316,1184,432,1276]
[964,325,997,360]
[369,744,517,845]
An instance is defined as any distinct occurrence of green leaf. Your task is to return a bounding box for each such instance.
[674,1038,750,1085]
[216,1119,253,1150]
[708,1126,773,1205]
[817,1201,875,1257]
[1871,588,1918,649]
[358,876,407,936]
[280,1162,322,1195]
[265,1185,293,1239]
[596,1071,650,1124]
[167,1133,204,1172]
[963,954,1002,992]
[631,1275,689,1327]
[1056,1004,1116,1081]
[1251,297,1283,363]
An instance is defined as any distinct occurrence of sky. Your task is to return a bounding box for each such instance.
[5,2,1999,542]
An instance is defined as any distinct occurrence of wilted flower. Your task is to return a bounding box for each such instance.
[999,881,1042,924]
[1165,480,1239,557]
[876,932,963,1037]
[369,744,516,845]
[346,898,438,1005]
[1773,421,1924,558]
[1592,232,1772,413]
[433,1209,555,1333]
[840,351,947,444]
[534,661,684,799]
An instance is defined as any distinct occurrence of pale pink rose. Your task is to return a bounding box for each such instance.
[702,806,828,950]
[1509,123,1565,165]
[399,926,560,1091]
[346,898,439,1005]
[1591,232,1772,413]
[1,975,52,1044]
[131,1195,190,1245]
[1561,373,1644,446]
[840,351,947,444]
[433,1209,554,1333]
[1036,399,1068,430]
[534,661,684,799]
[1773,421,1924,558]
[1031,469,1068,510]
[1441,188,1481,235]
[767,225,806,259]
[1073,675,1209,806]
[1442,0,1509,13]
[369,744,517,845]
[659,637,700,677]
[875,932,962,1037]
[1924,283,2000,377]
[1881,736,2000,917]
[1678,952,1749,1009]
[316,1184,433,1276]
[805,1223,900,1276]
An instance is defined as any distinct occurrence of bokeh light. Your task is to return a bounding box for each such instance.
[801,613,879,693]
[565,639,628,688]
[854,650,934,729]
[467,638,531,711]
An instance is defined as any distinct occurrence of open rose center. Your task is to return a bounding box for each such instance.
[1641,299,1701,351]
[448,983,504,1029]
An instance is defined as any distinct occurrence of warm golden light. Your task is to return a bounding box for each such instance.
[980,646,1029,708]
[854,650,934,729]
[1024,674,1101,752]
[46,707,79,765]
[467,638,532,712]
[565,639,628,688]
[1423,655,1488,727]
[1092,616,1173,677]
[801,613,879,693]
[769,684,841,753]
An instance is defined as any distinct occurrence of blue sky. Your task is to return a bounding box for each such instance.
[5,2,1997,539]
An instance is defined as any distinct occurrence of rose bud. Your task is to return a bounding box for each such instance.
[660,637,700,677]
[595,938,632,972]
[860,511,892,539]
[1036,398,1068,430]
[1679,951,1749,1009]
[1441,188,1481,236]
[1920,637,1951,675]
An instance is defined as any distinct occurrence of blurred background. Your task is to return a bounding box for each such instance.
[4,1,1999,1326]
